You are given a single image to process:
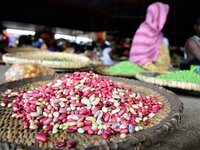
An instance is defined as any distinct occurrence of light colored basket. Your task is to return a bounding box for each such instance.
[2,52,91,69]
[5,47,41,53]
[135,72,200,92]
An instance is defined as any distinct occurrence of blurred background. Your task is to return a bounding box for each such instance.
[0,0,199,65]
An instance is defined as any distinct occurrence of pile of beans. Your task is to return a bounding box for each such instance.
[2,71,163,143]
[104,61,144,75]
[0,90,18,107]
[157,70,200,83]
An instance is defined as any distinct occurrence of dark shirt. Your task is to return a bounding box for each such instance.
[184,35,200,64]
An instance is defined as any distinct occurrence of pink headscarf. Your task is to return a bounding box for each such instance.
[129,2,169,65]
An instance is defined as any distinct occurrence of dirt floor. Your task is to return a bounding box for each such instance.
[0,64,200,150]
[146,94,200,150]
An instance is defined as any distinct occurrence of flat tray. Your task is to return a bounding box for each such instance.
[2,52,91,69]
[135,72,200,92]
[54,66,93,73]
[4,47,41,53]
[0,75,183,150]
[0,60,5,65]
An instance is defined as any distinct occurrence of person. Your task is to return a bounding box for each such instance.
[100,38,117,65]
[18,35,33,47]
[34,28,57,51]
[100,46,116,65]
[184,15,200,65]
[0,24,8,60]
[129,2,171,72]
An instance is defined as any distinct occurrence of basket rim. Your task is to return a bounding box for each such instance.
[4,47,41,52]
[0,74,183,149]
[135,71,200,92]
[2,52,91,69]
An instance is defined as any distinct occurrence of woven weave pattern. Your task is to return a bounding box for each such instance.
[135,72,200,92]
[3,52,91,69]
[0,76,183,149]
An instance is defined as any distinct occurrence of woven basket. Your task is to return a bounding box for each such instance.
[53,65,94,73]
[135,72,200,92]
[0,75,183,150]
[95,65,136,78]
[2,52,91,69]
[0,60,5,65]
[5,47,41,53]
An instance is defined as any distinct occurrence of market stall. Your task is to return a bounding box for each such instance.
[0,0,200,150]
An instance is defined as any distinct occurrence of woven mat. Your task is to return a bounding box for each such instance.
[2,52,91,69]
[0,60,5,65]
[5,47,41,53]
[135,72,200,92]
[54,65,94,73]
[0,75,183,149]
[95,65,136,78]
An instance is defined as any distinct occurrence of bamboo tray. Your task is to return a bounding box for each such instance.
[95,65,137,78]
[135,72,200,92]
[0,74,183,149]
[53,65,93,73]
[5,47,41,53]
[0,60,5,65]
[2,52,91,69]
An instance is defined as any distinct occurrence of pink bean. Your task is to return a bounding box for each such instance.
[111,116,116,123]
[143,120,148,126]
[79,108,88,115]
[77,122,84,128]
[43,118,53,125]
[58,114,67,120]
[1,99,9,104]
[68,126,78,131]
[67,140,77,148]
[84,120,92,126]
[66,129,76,133]
[83,91,90,97]
[58,120,62,124]
[120,129,128,134]
[44,108,50,114]
[44,97,50,102]
[54,141,66,147]
[118,109,126,117]
[23,121,29,129]
[36,132,48,142]
[41,104,46,109]
[70,110,75,115]
[92,105,102,115]
[158,103,163,108]
[12,103,19,108]
[66,119,76,122]
[102,132,109,139]
[113,128,121,133]
[103,113,110,122]
[87,129,94,135]
[59,108,67,114]
[16,114,24,119]
[110,105,116,110]
[45,125,53,131]
[36,116,43,120]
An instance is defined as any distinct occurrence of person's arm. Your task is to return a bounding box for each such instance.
[187,39,200,61]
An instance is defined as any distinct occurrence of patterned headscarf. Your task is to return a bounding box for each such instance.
[129,2,169,65]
